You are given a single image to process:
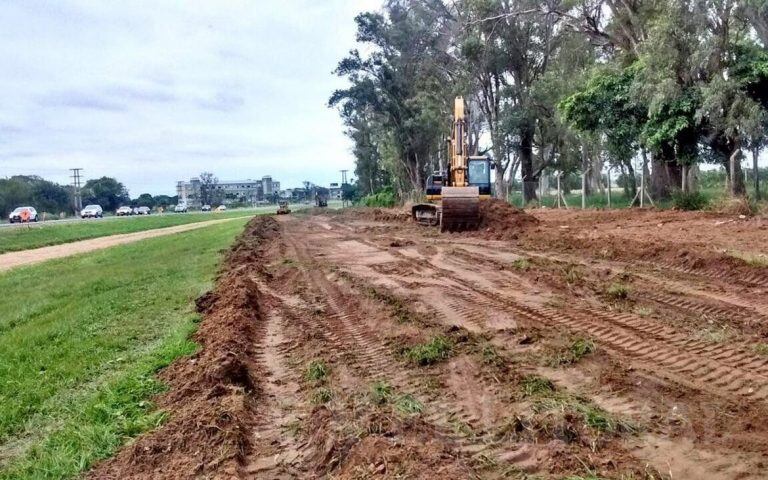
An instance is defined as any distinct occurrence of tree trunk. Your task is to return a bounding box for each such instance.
[625,161,637,199]
[520,126,536,203]
[650,144,681,200]
[729,147,746,196]
[754,147,761,201]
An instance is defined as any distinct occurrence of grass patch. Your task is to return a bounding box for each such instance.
[511,258,532,271]
[369,381,394,405]
[368,381,424,415]
[0,218,248,479]
[728,251,768,267]
[305,360,330,382]
[605,282,630,300]
[0,209,259,254]
[753,343,768,356]
[520,375,556,397]
[311,387,333,404]
[695,324,734,343]
[561,264,583,284]
[402,336,452,366]
[546,338,596,366]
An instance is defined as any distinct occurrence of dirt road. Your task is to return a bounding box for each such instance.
[91,208,768,479]
[0,217,250,272]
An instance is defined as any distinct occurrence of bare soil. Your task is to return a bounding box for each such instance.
[90,206,768,479]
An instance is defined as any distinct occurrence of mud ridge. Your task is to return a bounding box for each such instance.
[89,217,280,480]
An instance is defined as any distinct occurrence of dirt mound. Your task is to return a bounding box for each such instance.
[475,198,539,240]
[89,217,280,480]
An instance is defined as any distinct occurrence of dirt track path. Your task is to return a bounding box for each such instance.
[240,212,768,479]
[0,217,250,273]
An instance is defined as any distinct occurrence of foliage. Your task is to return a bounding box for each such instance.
[360,186,397,207]
[331,0,768,202]
[671,190,710,211]
[82,177,130,211]
[0,175,71,217]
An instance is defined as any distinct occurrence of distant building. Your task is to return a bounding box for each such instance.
[329,182,342,200]
[176,175,281,208]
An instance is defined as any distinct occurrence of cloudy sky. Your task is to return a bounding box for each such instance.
[0,0,380,196]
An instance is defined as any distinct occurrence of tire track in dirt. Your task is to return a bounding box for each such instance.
[244,304,305,478]
[278,223,503,461]
[336,228,768,404]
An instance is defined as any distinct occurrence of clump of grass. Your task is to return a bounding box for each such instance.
[695,324,734,343]
[753,343,768,356]
[546,338,596,366]
[729,251,768,268]
[360,283,419,324]
[511,258,532,270]
[403,336,452,366]
[311,387,333,404]
[368,381,424,415]
[370,380,394,405]
[605,282,630,300]
[533,396,636,435]
[395,394,424,414]
[305,360,329,382]
[481,344,505,367]
[562,264,583,284]
[520,375,556,397]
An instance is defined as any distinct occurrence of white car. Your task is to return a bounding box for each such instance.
[116,206,133,216]
[174,204,187,213]
[8,206,38,223]
[215,205,227,212]
[81,204,103,218]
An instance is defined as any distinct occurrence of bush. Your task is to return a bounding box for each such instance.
[671,190,709,211]
[361,187,397,208]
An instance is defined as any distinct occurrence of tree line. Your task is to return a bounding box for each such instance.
[0,175,178,217]
[330,0,768,203]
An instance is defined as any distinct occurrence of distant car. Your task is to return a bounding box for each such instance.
[8,206,38,223]
[116,206,133,216]
[174,204,187,213]
[136,206,151,215]
[215,205,227,212]
[80,204,103,218]
[201,204,211,212]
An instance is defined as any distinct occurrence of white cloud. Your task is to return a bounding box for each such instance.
[0,0,381,195]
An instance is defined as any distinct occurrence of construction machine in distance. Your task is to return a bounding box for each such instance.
[411,97,492,231]
[315,187,329,207]
[277,201,291,215]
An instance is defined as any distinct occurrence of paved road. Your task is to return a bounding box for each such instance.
[0,217,246,272]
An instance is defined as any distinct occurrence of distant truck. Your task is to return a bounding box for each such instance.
[315,188,329,207]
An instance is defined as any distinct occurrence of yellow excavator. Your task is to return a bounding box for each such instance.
[411,96,492,231]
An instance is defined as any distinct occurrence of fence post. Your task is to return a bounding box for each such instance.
[607,168,612,208]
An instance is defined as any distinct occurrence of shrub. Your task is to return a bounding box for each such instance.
[671,189,709,211]
[361,187,397,208]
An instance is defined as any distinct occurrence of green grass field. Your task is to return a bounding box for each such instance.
[0,217,248,479]
[0,208,267,254]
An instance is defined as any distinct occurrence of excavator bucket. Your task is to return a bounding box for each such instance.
[440,186,480,232]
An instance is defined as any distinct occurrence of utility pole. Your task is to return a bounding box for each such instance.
[70,168,83,215]
[340,169,349,207]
